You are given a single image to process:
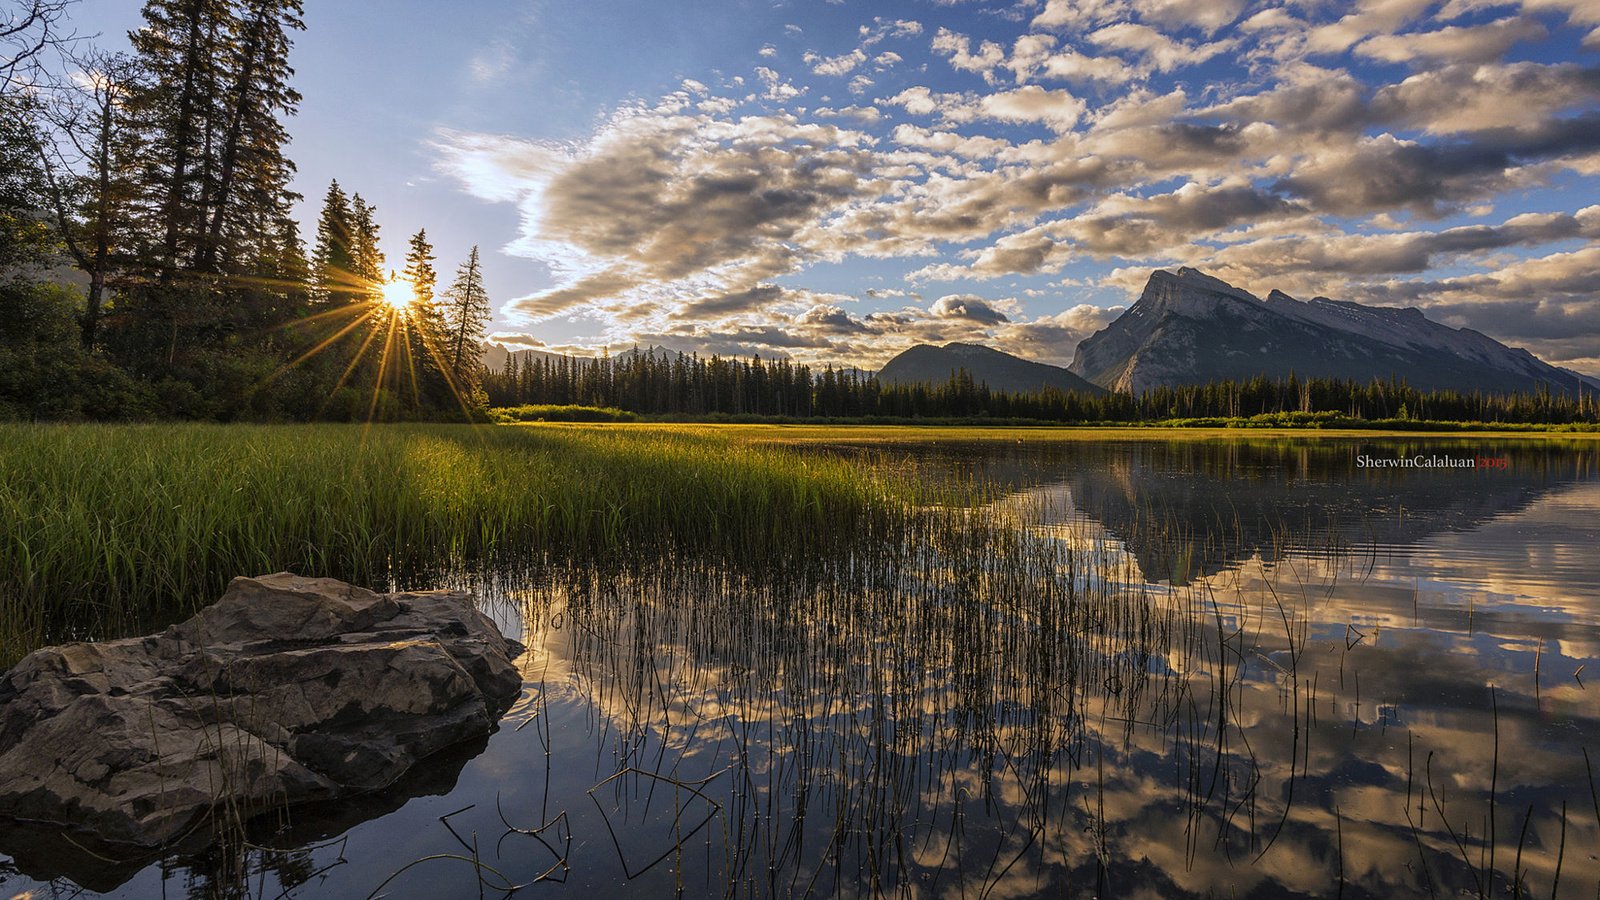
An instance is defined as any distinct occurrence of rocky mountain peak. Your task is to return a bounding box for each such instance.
[1069,267,1583,395]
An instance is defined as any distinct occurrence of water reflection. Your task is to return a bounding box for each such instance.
[2,436,1597,898]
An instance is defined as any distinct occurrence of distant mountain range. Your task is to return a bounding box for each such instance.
[877,342,1105,395]
[481,344,576,371]
[1069,268,1591,395]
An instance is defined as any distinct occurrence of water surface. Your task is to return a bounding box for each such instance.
[3,436,1597,898]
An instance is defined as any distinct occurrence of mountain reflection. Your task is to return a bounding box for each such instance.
[453,441,1597,898]
[954,436,1599,584]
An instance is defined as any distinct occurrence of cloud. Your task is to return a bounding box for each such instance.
[1371,62,1600,134]
[1198,207,1600,284]
[1088,23,1235,73]
[754,66,805,101]
[1271,115,1600,218]
[1031,0,1129,31]
[884,84,1086,132]
[932,28,1008,82]
[932,294,1011,324]
[1305,0,1435,56]
[1352,247,1600,364]
[1132,0,1248,35]
[978,85,1087,132]
[994,304,1126,365]
[1005,34,1140,85]
[807,48,868,77]
[1354,16,1547,64]
[438,111,885,325]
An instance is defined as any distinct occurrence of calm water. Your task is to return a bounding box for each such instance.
[4,436,1599,898]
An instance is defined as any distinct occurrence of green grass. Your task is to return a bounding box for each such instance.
[0,423,902,663]
[4,419,1590,664]
[491,404,639,423]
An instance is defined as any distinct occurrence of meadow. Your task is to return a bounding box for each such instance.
[0,422,904,665]
[4,420,1592,667]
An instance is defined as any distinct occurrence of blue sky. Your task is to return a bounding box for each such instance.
[76,0,1600,372]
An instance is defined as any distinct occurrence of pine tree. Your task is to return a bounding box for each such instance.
[348,192,382,298]
[127,0,236,276]
[195,0,305,275]
[443,245,490,384]
[401,228,452,409]
[402,228,436,309]
[309,179,352,306]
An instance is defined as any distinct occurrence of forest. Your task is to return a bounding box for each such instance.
[484,347,1600,426]
[0,0,492,422]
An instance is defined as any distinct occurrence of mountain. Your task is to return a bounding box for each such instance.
[481,343,588,372]
[879,342,1105,395]
[1070,268,1591,395]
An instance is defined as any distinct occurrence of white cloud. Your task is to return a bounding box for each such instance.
[1089,22,1235,73]
[807,48,869,77]
[1355,16,1547,64]
[932,27,1008,82]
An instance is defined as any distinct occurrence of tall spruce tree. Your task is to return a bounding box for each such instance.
[195,0,304,275]
[348,192,382,299]
[127,0,235,277]
[309,178,352,306]
[402,228,436,309]
[400,227,452,409]
[443,245,489,384]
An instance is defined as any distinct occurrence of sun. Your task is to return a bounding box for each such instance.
[379,276,414,311]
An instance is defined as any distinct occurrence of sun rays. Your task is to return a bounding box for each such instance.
[246,270,480,425]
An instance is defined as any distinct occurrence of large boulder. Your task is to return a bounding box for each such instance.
[0,573,525,849]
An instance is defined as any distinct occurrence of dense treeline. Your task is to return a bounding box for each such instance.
[0,0,490,421]
[485,348,1600,425]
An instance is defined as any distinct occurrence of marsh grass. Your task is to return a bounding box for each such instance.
[456,497,1592,899]
[0,423,911,664]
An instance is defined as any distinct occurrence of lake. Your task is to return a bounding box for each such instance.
[3,434,1598,898]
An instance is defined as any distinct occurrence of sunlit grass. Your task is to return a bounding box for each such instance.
[0,423,908,664]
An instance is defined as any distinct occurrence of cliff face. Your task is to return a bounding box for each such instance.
[1069,268,1586,394]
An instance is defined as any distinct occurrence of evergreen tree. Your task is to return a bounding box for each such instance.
[348,192,382,298]
[400,228,453,409]
[126,0,236,276]
[443,245,489,384]
[195,0,304,275]
[402,228,436,309]
[309,179,352,306]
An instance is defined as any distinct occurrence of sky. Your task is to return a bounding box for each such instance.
[74,0,1600,373]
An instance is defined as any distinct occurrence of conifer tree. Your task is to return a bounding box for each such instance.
[309,179,351,305]
[348,192,382,298]
[402,228,436,310]
[195,0,304,275]
[443,245,490,383]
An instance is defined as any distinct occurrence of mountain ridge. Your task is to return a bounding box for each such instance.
[1069,267,1588,395]
[878,342,1105,395]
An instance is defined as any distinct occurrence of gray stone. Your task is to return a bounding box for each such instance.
[0,573,524,848]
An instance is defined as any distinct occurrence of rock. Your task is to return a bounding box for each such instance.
[0,573,524,849]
